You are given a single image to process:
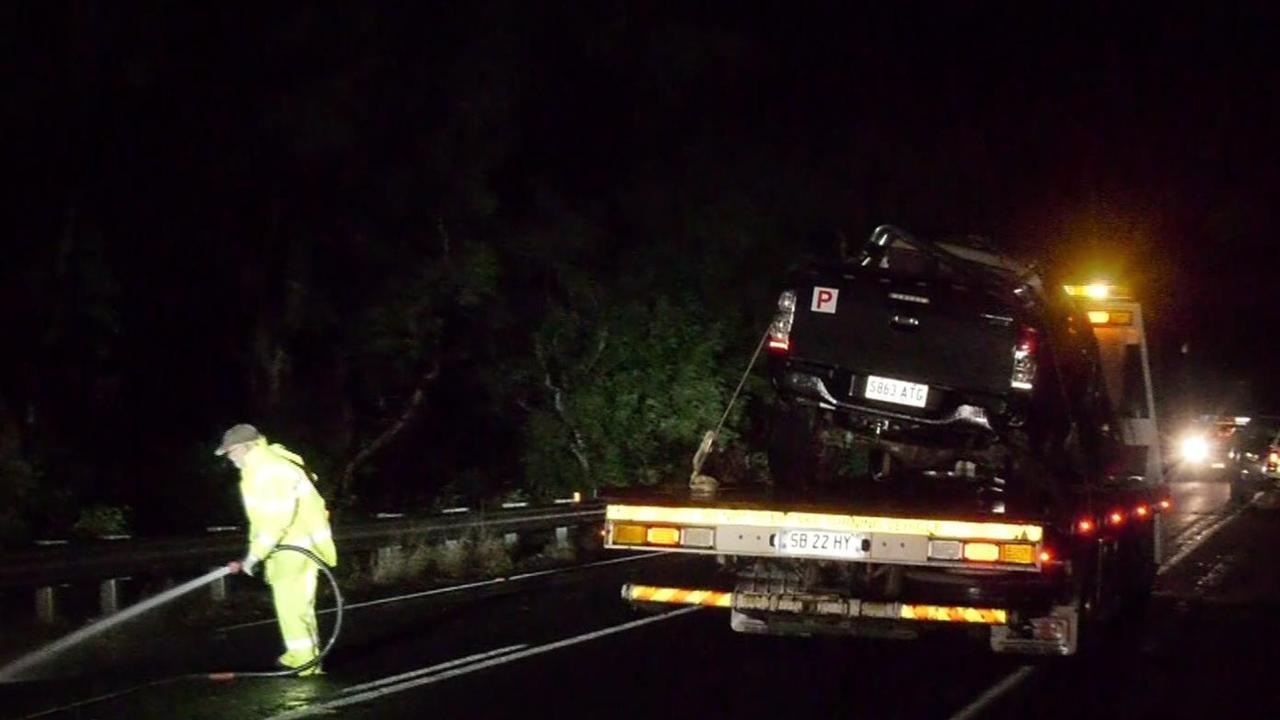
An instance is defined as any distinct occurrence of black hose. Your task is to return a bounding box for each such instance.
[207,543,344,680]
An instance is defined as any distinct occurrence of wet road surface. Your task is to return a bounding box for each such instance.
[6,477,1278,720]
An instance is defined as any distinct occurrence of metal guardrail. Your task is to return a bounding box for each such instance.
[0,502,605,589]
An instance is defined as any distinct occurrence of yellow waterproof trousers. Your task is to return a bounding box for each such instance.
[266,551,321,675]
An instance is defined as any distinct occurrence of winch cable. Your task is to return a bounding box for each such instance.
[690,326,769,488]
[14,544,343,720]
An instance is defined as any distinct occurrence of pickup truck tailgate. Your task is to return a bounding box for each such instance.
[790,272,1018,395]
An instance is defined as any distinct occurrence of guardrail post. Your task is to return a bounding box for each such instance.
[376,545,404,576]
[99,578,121,616]
[555,526,569,549]
[210,574,228,602]
[35,586,57,624]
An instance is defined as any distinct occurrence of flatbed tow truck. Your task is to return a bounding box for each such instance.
[604,260,1168,656]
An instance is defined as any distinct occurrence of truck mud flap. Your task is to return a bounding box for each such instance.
[989,604,1078,656]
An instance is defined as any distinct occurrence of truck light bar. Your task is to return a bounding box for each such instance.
[1064,283,1132,301]
[622,584,1009,624]
[606,505,1044,543]
[622,584,733,607]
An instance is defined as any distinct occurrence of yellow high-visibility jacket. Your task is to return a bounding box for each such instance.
[238,439,338,567]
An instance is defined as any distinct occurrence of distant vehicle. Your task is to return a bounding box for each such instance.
[1174,415,1251,476]
[1229,416,1280,503]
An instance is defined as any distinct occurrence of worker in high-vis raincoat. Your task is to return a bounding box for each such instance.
[216,423,338,675]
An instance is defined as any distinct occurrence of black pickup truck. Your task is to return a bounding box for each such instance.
[765,226,1123,513]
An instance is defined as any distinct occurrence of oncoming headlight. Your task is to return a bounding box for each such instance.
[1180,435,1209,464]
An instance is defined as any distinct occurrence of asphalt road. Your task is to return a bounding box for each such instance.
[5,476,1277,720]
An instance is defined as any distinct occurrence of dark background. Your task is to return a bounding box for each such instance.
[2,2,1277,540]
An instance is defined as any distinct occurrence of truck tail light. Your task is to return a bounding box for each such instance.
[1106,510,1125,526]
[963,542,1001,562]
[767,290,796,354]
[645,527,681,546]
[1010,326,1037,390]
[608,523,715,549]
[1134,504,1150,519]
[1076,518,1096,534]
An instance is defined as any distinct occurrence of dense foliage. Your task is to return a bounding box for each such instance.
[2,3,1272,542]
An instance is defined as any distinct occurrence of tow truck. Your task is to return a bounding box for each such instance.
[604,234,1168,656]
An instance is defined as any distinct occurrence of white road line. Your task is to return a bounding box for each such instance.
[217,551,668,632]
[331,644,526,698]
[1167,511,1221,549]
[1157,502,1247,575]
[949,499,1250,720]
[946,665,1036,720]
[265,607,701,719]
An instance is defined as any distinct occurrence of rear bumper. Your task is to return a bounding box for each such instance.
[773,364,1020,432]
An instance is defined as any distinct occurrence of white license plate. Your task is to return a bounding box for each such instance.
[864,375,929,408]
[778,530,869,559]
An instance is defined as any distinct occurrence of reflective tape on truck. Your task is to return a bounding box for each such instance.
[605,504,1044,543]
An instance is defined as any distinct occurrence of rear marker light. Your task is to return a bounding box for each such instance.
[1107,511,1125,526]
[1038,549,1053,563]
[1077,519,1095,534]
[1159,499,1172,511]
[1135,505,1149,519]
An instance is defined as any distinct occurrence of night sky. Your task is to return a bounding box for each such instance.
[3,2,1279,534]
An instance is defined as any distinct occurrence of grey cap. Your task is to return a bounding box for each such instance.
[214,423,262,456]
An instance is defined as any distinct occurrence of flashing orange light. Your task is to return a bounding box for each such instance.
[1063,283,1132,300]
[1077,518,1095,534]
[963,542,1001,562]
[1087,310,1110,324]
[1107,511,1125,526]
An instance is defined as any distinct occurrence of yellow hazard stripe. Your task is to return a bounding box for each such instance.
[899,604,1008,624]
[623,584,732,608]
[606,505,1042,543]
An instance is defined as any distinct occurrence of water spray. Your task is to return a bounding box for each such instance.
[0,544,342,692]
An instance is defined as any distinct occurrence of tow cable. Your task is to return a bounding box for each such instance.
[689,326,769,493]
[6,544,343,718]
